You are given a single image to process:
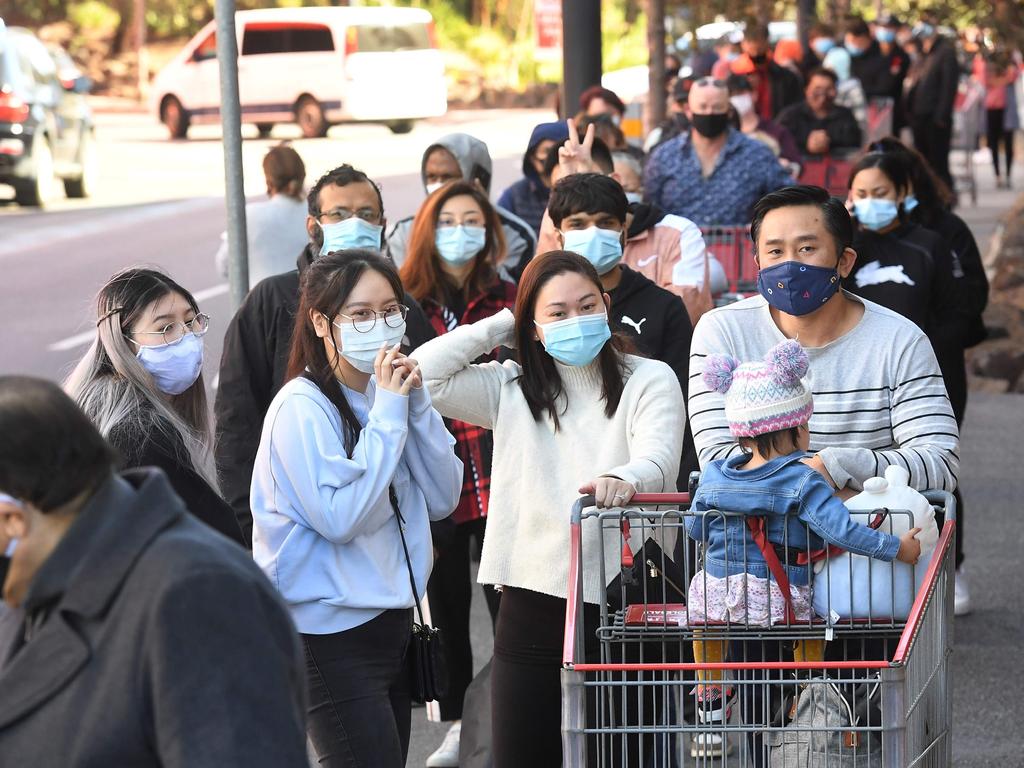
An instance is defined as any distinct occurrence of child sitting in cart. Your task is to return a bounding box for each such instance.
[684,339,921,751]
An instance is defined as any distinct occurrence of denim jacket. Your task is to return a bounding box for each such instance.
[686,452,900,586]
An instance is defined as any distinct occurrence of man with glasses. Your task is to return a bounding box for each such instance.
[215,164,435,544]
[645,77,795,225]
[776,68,862,157]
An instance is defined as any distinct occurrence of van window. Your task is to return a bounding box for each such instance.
[242,24,334,56]
[352,24,430,53]
[193,31,217,62]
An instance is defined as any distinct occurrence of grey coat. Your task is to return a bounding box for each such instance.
[0,469,308,767]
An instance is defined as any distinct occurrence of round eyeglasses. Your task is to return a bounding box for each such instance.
[128,313,210,347]
[336,305,409,333]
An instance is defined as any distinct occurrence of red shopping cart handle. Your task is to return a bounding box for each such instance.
[629,493,691,505]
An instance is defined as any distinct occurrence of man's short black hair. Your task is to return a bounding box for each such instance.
[750,185,853,260]
[846,17,871,38]
[542,136,614,177]
[0,376,115,512]
[726,74,752,95]
[807,67,839,86]
[548,173,628,229]
[306,164,383,218]
[745,23,770,43]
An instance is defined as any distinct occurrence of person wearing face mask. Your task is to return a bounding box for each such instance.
[216,165,436,545]
[905,19,960,189]
[645,78,795,226]
[251,250,462,768]
[497,121,571,237]
[398,182,515,767]
[64,268,243,545]
[777,68,862,157]
[822,46,868,135]
[385,134,537,281]
[730,24,802,120]
[413,251,684,768]
[689,184,957,506]
[846,16,911,134]
[726,74,802,173]
[579,84,627,126]
[0,377,308,767]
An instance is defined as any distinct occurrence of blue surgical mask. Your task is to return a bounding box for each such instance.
[136,332,204,396]
[625,191,643,205]
[319,217,383,256]
[845,42,865,56]
[854,198,900,231]
[562,226,624,275]
[812,38,836,56]
[758,260,841,316]
[903,194,919,213]
[435,225,486,266]
[875,28,896,44]
[536,313,611,367]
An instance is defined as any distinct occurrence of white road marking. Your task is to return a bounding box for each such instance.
[48,283,229,352]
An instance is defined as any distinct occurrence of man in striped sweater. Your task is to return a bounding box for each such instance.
[689,185,959,498]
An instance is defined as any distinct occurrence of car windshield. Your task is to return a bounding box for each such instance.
[354,23,430,53]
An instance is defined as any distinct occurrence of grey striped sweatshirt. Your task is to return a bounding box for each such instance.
[688,293,959,492]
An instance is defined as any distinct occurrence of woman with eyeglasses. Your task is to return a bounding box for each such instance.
[250,249,462,768]
[65,267,243,544]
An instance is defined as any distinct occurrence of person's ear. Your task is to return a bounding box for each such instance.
[838,246,858,278]
[610,171,623,184]
[306,215,320,242]
[310,309,331,340]
[602,293,612,313]
[556,229,565,248]
[379,217,388,247]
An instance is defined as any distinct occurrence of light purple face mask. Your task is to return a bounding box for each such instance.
[0,493,23,557]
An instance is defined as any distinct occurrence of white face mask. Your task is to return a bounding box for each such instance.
[624,191,643,205]
[331,317,407,374]
[730,93,755,117]
[425,182,445,196]
[136,333,204,396]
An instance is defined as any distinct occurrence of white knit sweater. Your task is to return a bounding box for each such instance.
[414,309,685,604]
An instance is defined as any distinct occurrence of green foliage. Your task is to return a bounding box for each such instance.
[602,1,648,72]
[67,1,120,33]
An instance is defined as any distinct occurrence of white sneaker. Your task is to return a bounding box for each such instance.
[425,722,461,767]
[954,568,972,616]
[690,697,732,758]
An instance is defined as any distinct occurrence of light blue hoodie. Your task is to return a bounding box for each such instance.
[251,375,462,634]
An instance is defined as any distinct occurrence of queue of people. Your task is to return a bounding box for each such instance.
[0,14,1007,765]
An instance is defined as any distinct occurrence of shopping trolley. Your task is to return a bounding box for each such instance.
[798,153,858,198]
[562,490,956,767]
[952,77,986,206]
[700,225,758,297]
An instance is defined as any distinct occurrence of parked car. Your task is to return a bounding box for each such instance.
[150,6,447,140]
[0,21,95,207]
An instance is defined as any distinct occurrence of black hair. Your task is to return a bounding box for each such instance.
[0,376,115,512]
[751,185,853,260]
[865,137,954,228]
[846,18,871,38]
[745,23,770,43]
[306,164,384,249]
[848,152,911,197]
[810,22,835,38]
[547,172,628,229]
[726,74,752,94]
[807,67,839,86]
[542,135,614,178]
[739,427,803,461]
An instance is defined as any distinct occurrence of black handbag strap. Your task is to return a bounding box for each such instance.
[388,486,428,628]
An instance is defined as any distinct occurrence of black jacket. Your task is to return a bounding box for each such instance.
[214,246,436,544]
[109,410,244,545]
[931,210,989,348]
[907,37,960,123]
[845,222,971,421]
[607,265,697,483]
[0,469,307,767]
[776,101,863,154]
[851,41,910,101]
[765,61,804,119]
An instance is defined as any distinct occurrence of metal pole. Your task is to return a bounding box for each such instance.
[560,0,602,120]
[214,0,249,309]
[645,0,666,137]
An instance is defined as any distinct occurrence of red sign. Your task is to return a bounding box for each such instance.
[535,0,562,56]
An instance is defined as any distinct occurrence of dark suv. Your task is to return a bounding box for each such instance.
[0,22,95,207]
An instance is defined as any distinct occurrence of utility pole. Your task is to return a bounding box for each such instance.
[645,0,666,136]
[560,0,602,119]
[133,0,146,99]
[214,0,249,310]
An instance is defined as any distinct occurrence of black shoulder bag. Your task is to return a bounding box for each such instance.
[388,487,449,704]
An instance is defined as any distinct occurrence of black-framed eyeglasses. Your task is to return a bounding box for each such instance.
[127,313,210,347]
[694,77,728,88]
[335,305,408,333]
[316,207,381,225]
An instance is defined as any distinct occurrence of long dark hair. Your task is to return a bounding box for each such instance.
[400,180,506,306]
[514,251,629,430]
[865,137,955,229]
[286,249,405,455]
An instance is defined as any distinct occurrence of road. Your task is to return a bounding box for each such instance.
[0,106,548,380]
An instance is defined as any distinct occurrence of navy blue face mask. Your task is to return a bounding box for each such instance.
[757,260,841,316]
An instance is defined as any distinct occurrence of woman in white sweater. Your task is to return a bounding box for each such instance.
[414,250,685,766]
[250,250,462,768]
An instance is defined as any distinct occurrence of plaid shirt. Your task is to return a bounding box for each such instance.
[420,278,517,524]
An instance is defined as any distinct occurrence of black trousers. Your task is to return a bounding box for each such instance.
[426,516,501,721]
[303,609,413,768]
[986,108,1015,177]
[491,587,600,768]
[911,116,954,191]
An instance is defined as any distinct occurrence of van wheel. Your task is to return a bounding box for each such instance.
[256,122,274,138]
[162,96,190,139]
[295,96,328,138]
[64,129,98,198]
[13,135,59,207]
[387,120,415,135]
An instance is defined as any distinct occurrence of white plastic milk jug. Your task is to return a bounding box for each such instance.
[812,465,939,620]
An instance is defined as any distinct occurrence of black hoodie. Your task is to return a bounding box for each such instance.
[214,245,436,544]
[607,265,697,480]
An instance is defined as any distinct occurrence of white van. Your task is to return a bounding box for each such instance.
[150,6,447,139]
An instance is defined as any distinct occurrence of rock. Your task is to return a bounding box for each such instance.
[968,375,1010,395]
